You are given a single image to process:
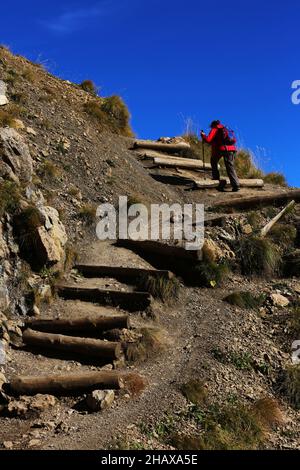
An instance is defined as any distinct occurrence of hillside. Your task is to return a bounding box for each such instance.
[0,47,300,451]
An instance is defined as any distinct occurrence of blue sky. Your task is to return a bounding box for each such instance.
[1,0,299,185]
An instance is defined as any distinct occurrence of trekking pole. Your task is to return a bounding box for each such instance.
[201,130,206,179]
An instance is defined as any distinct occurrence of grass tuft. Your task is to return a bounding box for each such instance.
[194,261,229,287]
[223,291,265,310]
[281,365,300,409]
[236,236,281,277]
[38,160,62,180]
[101,95,133,136]
[181,380,208,405]
[77,204,96,225]
[0,181,21,217]
[126,327,168,363]
[80,80,98,94]
[138,274,180,303]
[268,224,297,251]
[122,373,147,397]
[264,172,287,186]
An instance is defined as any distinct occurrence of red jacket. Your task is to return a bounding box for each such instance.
[202,124,237,158]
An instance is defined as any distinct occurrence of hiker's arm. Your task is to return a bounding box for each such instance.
[201,128,217,144]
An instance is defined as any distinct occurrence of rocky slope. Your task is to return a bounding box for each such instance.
[0,46,299,450]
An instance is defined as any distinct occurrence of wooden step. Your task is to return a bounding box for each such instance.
[194,178,264,189]
[116,239,201,262]
[8,371,124,396]
[25,315,130,336]
[210,189,300,211]
[75,264,174,281]
[23,328,122,361]
[57,286,152,312]
[133,140,190,154]
[153,156,210,170]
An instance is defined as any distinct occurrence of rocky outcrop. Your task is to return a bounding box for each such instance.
[0,128,33,183]
[35,206,68,268]
[0,81,8,106]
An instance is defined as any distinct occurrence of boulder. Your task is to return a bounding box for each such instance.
[7,394,56,417]
[0,128,33,183]
[86,389,115,412]
[270,293,290,308]
[35,206,67,267]
[0,81,8,106]
[202,238,226,262]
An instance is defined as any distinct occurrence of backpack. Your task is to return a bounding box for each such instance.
[219,126,236,146]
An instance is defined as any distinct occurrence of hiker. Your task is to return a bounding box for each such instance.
[201,120,240,192]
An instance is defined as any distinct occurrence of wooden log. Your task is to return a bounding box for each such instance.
[260,200,296,237]
[25,315,130,336]
[116,239,201,261]
[8,371,124,396]
[210,190,300,211]
[23,328,122,360]
[56,286,152,311]
[133,140,190,153]
[75,264,173,281]
[194,178,264,189]
[153,156,211,170]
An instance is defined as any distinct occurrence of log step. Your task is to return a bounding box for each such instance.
[116,239,200,262]
[133,140,190,154]
[57,286,152,312]
[7,371,124,396]
[23,328,122,361]
[153,156,210,170]
[75,264,173,281]
[194,178,264,189]
[210,189,300,211]
[25,315,130,336]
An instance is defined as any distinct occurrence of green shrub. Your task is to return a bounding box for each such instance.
[80,80,98,94]
[0,181,21,216]
[236,236,281,276]
[264,172,287,186]
[223,291,265,310]
[172,402,264,450]
[194,261,229,287]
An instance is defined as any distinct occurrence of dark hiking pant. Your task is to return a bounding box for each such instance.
[211,152,240,189]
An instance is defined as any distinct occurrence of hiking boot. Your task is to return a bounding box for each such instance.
[217,180,227,192]
[232,187,240,192]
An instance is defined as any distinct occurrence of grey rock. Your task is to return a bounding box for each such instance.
[0,128,33,183]
[86,389,115,412]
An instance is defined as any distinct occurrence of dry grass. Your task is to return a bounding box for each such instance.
[223,291,265,310]
[38,160,62,179]
[64,244,78,271]
[22,67,37,83]
[101,95,133,136]
[83,100,107,121]
[0,108,19,127]
[268,224,297,251]
[122,373,147,397]
[281,365,300,409]
[264,172,287,186]
[126,327,169,363]
[0,181,21,217]
[181,380,208,405]
[236,236,281,277]
[235,150,264,179]
[138,274,180,303]
[77,204,97,225]
[80,80,98,94]
[251,397,284,429]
